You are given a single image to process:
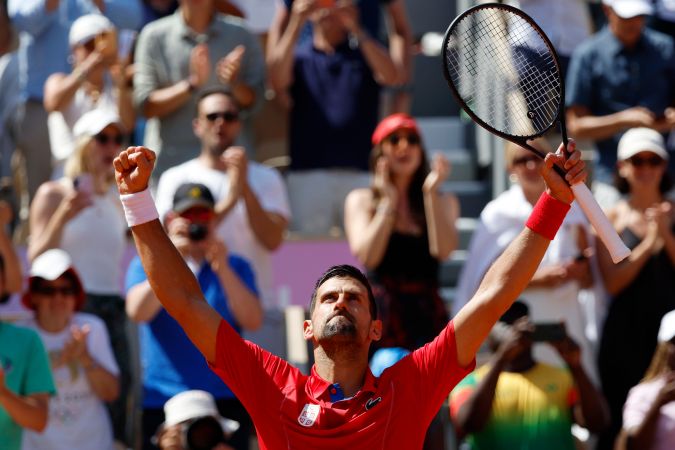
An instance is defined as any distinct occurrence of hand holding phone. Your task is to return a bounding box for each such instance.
[531,322,566,342]
[74,174,95,197]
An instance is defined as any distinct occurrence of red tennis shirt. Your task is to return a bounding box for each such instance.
[209,319,475,449]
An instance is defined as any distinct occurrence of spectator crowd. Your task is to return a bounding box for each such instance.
[0,0,674,449]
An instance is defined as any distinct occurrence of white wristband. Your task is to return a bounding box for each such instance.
[120,188,159,227]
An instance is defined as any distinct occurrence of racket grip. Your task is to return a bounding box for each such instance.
[570,183,630,263]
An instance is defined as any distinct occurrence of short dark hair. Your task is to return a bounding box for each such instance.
[309,265,378,319]
[194,87,240,117]
[499,300,529,325]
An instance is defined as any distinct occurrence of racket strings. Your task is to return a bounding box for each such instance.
[445,8,562,137]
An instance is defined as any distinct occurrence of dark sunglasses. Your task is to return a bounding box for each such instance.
[512,155,542,167]
[385,133,421,146]
[628,155,665,167]
[94,133,124,146]
[180,208,214,223]
[32,285,77,297]
[82,38,97,52]
[205,111,240,123]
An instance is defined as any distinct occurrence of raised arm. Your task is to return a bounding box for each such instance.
[453,142,586,367]
[423,154,459,260]
[113,147,222,363]
[383,0,413,86]
[454,323,528,435]
[336,3,398,86]
[552,337,609,432]
[266,0,313,92]
[344,158,396,269]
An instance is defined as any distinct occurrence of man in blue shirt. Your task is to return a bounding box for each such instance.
[126,182,263,450]
[566,0,675,182]
[267,0,399,236]
[7,0,141,200]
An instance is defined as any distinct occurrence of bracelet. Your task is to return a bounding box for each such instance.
[525,191,570,240]
[120,188,159,227]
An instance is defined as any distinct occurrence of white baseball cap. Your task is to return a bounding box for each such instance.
[69,14,115,47]
[73,109,124,140]
[617,128,669,161]
[22,249,85,310]
[602,0,653,19]
[163,390,239,435]
[658,310,675,343]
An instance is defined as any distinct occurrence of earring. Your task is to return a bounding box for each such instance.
[509,173,518,184]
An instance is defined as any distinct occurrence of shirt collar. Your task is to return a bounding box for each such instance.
[307,365,379,402]
[175,9,220,42]
[603,26,646,56]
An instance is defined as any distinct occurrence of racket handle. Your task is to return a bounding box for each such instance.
[570,183,630,263]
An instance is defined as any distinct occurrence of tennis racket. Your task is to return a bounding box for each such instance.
[442,3,630,263]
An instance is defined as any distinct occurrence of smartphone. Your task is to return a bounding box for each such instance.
[74,174,94,196]
[531,323,566,342]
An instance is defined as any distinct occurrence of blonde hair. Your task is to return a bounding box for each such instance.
[63,134,116,188]
[641,342,672,382]
[64,135,94,180]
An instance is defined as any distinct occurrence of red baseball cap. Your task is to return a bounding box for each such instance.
[371,113,421,146]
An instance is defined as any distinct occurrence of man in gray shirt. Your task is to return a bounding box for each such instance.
[133,0,265,179]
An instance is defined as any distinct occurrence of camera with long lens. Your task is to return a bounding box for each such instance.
[187,223,208,242]
[182,416,226,450]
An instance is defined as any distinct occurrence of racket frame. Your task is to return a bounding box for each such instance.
[441,2,631,263]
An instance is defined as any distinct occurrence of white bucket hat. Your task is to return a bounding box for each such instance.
[163,390,239,435]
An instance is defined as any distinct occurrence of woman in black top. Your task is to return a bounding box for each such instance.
[344,113,459,351]
[596,128,675,450]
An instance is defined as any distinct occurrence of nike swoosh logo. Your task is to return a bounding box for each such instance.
[365,397,382,410]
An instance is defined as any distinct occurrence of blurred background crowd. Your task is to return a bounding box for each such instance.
[0,0,674,449]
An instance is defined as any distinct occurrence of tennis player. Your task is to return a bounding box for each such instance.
[113,140,586,449]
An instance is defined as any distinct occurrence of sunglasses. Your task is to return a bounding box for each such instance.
[512,155,542,167]
[81,38,97,53]
[32,285,77,297]
[180,208,214,223]
[94,133,124,146]
[627,155,665,167]
[205,111,240,123]
[385,134,420,146]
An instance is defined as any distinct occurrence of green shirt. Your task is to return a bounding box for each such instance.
[450,363,577,450]
[0,322,56,450]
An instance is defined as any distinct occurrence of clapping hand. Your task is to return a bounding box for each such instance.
[189,44,211,89]
[656,372,675,407]
[373,157,397,208]
[217,46,245,86]
[58,325,91,367]
[423,154,451,193]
